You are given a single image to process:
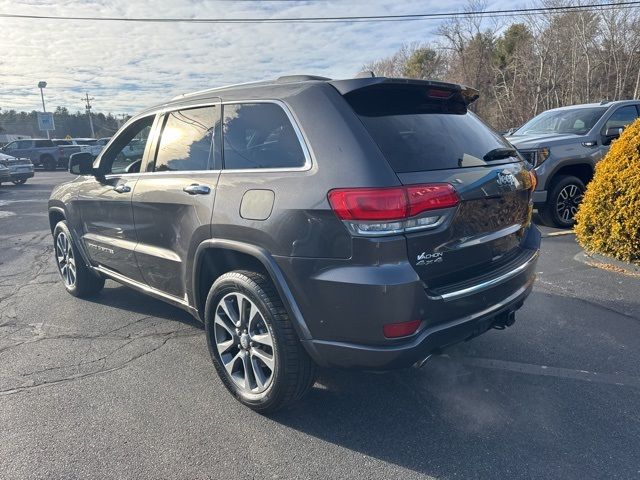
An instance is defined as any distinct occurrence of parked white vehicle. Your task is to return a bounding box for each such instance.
[52,138,96,154]
[89,137,111,157]
[0,152,34,185]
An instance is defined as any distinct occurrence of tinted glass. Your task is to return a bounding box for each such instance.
[75,139,97,145]
[100,116,154,175]
[604,106,638,131]
[153,106,217,172]
[346,86,514,172]
[34,140,54,147]
[515,107,606,135]
[53,140,72,145]
[223,103,305,170]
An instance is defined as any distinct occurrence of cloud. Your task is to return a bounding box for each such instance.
[0,0,512,115]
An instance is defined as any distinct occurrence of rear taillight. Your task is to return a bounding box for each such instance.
[328,183,458,236]
[59,147,64,155]
[383,320,422,338]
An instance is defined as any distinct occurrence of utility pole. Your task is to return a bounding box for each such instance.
[82,93,96,138]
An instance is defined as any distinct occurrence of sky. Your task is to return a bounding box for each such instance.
[0,0,515,116]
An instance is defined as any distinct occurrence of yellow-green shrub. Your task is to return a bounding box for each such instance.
[575,118,640,264]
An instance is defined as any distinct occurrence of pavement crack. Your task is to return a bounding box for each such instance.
[0,331,196,396]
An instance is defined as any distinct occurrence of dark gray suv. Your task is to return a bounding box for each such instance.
[49,75,540,412]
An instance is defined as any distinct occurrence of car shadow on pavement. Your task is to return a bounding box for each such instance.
[268,289,640,479]
[87,282,203,330]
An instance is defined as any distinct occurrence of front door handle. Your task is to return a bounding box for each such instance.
[113,184,131,193]
[183,184,211,195]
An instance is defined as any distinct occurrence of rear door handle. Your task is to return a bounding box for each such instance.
[113,184,131,193]
[183,184,211,195]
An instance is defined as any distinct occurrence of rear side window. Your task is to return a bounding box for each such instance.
[53,140,71,146]
[345,85,515,173]
[153,106,218,172]
[222,103,306,170]
[35,140,54,147]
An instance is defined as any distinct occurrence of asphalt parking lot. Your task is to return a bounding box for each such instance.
[1,171,639,479]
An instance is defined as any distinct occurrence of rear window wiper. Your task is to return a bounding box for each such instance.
[483,147,518,162]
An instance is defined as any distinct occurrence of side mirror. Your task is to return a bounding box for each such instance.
[604,126,624,144]
[69,152,94,175]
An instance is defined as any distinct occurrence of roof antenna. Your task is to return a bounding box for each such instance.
[355,71,375,78]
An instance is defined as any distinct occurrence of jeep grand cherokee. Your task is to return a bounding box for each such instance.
[49,75,540,412]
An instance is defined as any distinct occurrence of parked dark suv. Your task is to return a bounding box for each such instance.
[49,75,540,412]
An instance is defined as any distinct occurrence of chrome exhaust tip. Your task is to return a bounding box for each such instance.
[413,354,432,369]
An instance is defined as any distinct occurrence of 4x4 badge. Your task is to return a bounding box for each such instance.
[416,251,444,266]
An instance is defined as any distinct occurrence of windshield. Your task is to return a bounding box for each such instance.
[514,107,606,136]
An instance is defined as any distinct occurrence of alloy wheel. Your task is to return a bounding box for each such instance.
[55,232,76,287]
[556,183,583,223]
[213,292,275,394]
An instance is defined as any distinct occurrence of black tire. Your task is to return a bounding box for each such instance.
[53,221,105,298]
[204,270,316,413]
[42,155,56,171]
[12,179,27,185]
[539,175,585,229]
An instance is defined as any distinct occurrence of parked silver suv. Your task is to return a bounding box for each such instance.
[507,100,640,228]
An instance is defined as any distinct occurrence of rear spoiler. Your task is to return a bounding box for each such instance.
[329,77,480,106]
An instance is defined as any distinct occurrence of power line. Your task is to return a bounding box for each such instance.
[0,2,638,24]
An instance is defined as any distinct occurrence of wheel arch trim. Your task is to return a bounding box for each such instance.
[48,206,93,270]
[542,160,594,191]
[192,239,313,341]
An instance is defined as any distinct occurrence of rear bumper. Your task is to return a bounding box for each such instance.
[10,171,34,181]
[277,226,541,370]
[303,277,534,369]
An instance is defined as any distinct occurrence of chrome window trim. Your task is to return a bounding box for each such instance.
[104,170,222,179]
[99,98,313,177]
[220,99,313,173]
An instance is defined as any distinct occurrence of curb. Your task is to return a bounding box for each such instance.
[575,251,640,276]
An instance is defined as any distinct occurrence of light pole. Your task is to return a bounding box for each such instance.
[37,81,50,139]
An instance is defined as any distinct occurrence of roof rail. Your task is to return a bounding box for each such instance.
[276,75,331,83]
[170,80,269,101]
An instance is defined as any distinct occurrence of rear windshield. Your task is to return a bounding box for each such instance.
[345,85,516,173]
